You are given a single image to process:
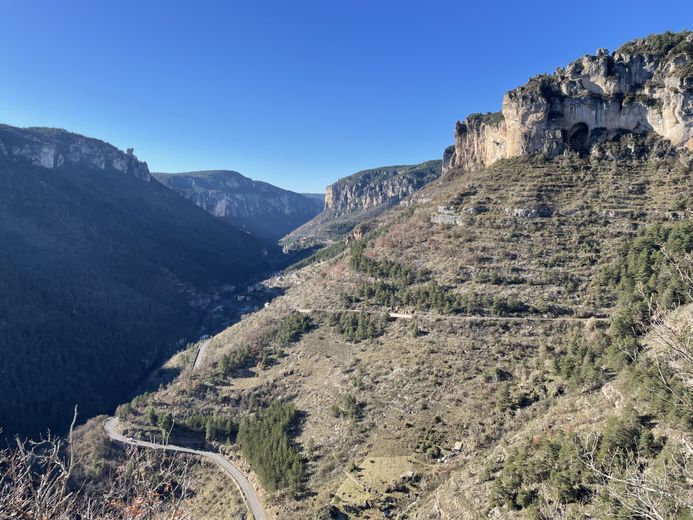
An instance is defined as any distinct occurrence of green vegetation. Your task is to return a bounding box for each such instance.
[415,427,445,459]
[465,111,504,126]
[602,221,692,312]
[0,126,277,438]
[550,222,693,393]
[618,30,691,58]
[551,332,611,390]
[491,433,588,511]
[330,393,361,421]
[349,241,532,316]
[288,241,347,271]
[489,221,693,517]
[181,413,238,443]
[237,401,304,492]
[275,311,313,347]
[213,312,312,379]
[350,241,426,284]
[494,383,541,413]
[628,360,693,430]
[490,408,672,516]
[217,346,254,376]
[328,311,387,342]
[618,31,693,81]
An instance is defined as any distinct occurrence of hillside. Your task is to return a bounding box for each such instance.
[108,32,693,519]
[118,134,691,517]
[282,160,441,249]
[154,170,324,241]
[0,125,279,437]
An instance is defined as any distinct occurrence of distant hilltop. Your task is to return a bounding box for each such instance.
[444,31,693,173]
[154,170,324,241]
[0,124,150,181]
[283,160,442,248]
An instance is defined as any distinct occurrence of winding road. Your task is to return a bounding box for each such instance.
[104,417,268,520]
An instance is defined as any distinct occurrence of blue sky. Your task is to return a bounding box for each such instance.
[0,1,689,192]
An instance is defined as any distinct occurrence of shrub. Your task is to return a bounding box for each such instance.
[217,346,254,377]
[237,401,304,492]
[331,393,361,421]
[275,312,312,347]
[492,434,590,511]
[329,312,386,342]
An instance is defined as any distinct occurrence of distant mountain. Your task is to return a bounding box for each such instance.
[0,124,278,437]
[153,170,324,241]
[300,192,326,203]
[282,160,442,248]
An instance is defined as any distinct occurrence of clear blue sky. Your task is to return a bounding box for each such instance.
[0,1,689,192]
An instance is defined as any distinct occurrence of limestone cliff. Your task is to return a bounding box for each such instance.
[444,31,693,173]
[282,160,441,248]
[324,161,442,212]
[0,125,150,181]
[154,170,323,241]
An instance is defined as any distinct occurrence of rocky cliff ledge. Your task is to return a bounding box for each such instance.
[324,160,442,212]
[154,170,324,241]
[282,160,442,248]
[0,125,150,181]
[444,31,693,173]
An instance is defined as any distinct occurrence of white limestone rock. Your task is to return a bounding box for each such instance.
[444,31,693,174]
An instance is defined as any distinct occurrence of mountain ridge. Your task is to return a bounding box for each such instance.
[282,160,442,248]
[154,169,324,241]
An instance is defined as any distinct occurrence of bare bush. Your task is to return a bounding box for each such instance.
[580,434,692,520]
[0,418,197,520]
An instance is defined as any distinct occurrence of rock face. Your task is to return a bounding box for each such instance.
[324,161,442,212]
[444,31,693,173]
[0,125,150,181]
[154,170,324,241]
[282,160,442,248]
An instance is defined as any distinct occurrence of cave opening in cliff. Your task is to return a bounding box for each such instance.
[568,123,589,151]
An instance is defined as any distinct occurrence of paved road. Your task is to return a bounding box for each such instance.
[104,417,268,520]
[296,307,607,323]
[192,339,211,372]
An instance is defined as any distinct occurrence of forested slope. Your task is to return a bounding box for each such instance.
[0,125,277,437]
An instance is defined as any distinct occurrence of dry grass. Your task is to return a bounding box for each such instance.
[118,139,692,518]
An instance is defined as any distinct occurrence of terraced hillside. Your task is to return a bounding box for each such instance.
[112,133,692,518]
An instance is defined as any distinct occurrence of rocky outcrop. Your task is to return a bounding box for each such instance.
[282,160,442,248]
[444,31,693,173]
[0,125,150,181]
[324,161,442,212]
[154,170,324,241]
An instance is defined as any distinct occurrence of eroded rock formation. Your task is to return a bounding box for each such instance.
[282,160,441,248]
[324,161,442,212]
[0,125,150,181]
[444,32,693,173]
